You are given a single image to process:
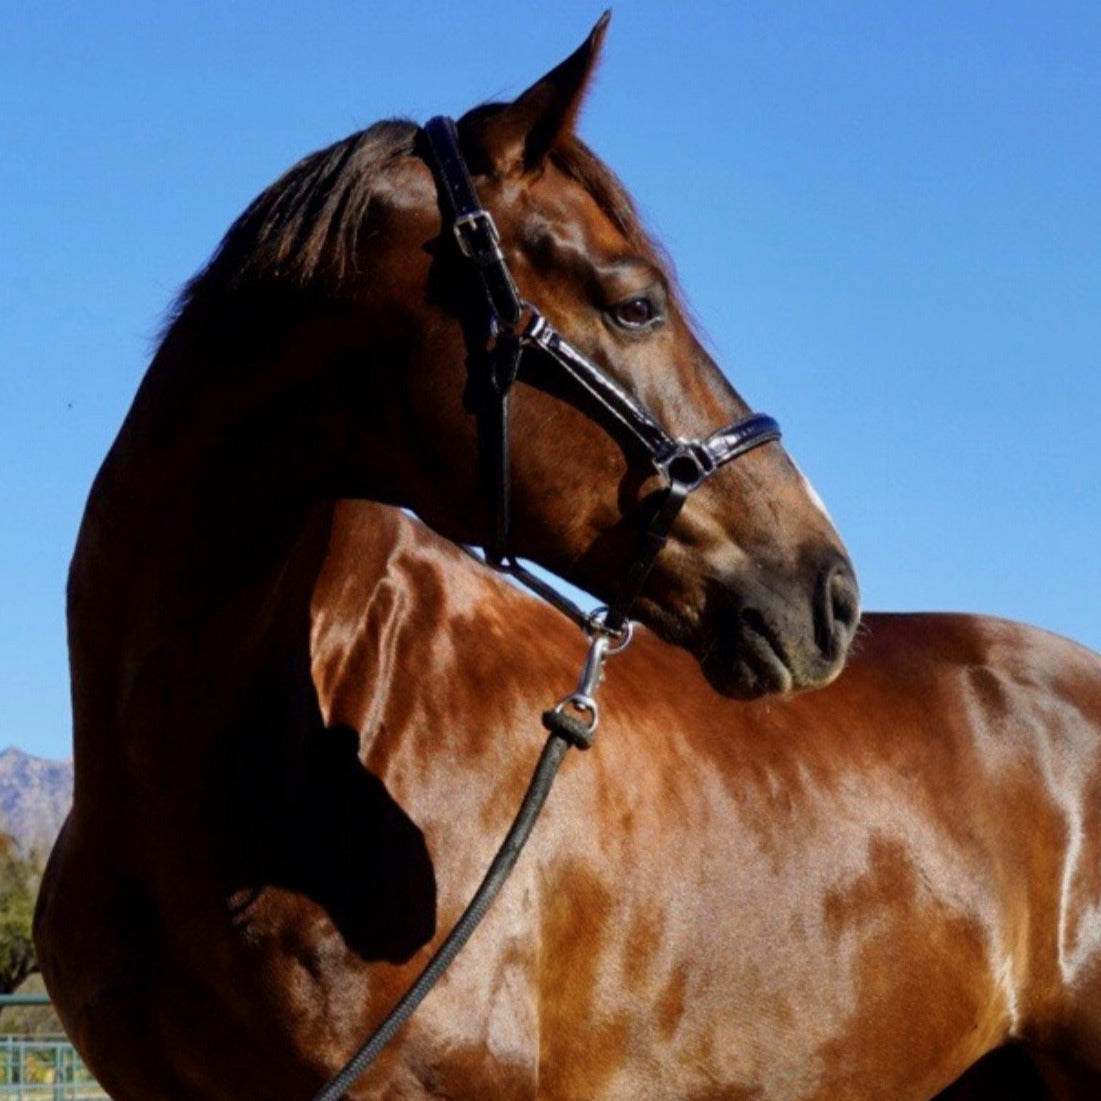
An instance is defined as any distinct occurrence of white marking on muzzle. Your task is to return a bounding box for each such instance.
[793,461,834,527]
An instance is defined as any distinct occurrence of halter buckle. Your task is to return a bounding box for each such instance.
[453,209,504,266]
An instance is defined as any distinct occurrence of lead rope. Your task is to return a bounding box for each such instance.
[310,617,630,1101]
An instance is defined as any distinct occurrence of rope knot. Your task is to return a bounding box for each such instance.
[541,708,596,751]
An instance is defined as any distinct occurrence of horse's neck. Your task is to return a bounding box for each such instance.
[310,500,490,739]
[68,320,342,813]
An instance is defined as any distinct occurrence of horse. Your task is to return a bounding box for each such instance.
[32,15,1101,1101]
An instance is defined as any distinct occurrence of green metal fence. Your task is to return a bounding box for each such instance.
[0,997,107,1101]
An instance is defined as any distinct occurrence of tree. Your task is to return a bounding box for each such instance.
[0,832,38,994]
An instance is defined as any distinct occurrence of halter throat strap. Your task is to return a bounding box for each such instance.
[421,115,781,629]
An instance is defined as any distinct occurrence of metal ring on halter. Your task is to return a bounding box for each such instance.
[585,608,634,651]
[488,300,531,342]
[654,443,713,492]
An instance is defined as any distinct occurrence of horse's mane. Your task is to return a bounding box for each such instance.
[170,120,419,320]
[169,113,653,326]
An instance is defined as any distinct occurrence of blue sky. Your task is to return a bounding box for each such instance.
[2,3,1099,760]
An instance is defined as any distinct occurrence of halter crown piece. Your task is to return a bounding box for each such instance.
[308,118,782,1101]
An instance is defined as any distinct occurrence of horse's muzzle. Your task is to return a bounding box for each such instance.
[701,553,861,699]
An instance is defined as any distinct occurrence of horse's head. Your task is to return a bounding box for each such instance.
[336,18,859,697]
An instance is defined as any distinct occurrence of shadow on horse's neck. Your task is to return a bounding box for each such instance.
[69,301,445,956]
[82,292,372,616]
[70,299,371,811]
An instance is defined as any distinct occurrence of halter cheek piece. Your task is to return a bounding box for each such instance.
[309,118,782,1101]
[422,115,781,637]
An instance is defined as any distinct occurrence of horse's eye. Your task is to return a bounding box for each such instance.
[610,296,659,330]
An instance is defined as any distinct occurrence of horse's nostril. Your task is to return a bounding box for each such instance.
[816,560,860,661]
[831,566,860,633]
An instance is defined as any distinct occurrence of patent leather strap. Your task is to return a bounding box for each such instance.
[522,311,781,491]
[521,311,673,458]
[423,115,523,327]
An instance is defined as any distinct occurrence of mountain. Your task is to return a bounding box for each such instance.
[0,748,73,860]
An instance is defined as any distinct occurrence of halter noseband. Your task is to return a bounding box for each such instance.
[422,115,781,634]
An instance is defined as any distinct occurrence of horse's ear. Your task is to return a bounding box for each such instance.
[463,12,610,176]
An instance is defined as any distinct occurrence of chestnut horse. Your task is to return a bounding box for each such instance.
[33,17,1101,1101]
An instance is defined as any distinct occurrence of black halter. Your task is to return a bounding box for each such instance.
[422,115,781,634]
